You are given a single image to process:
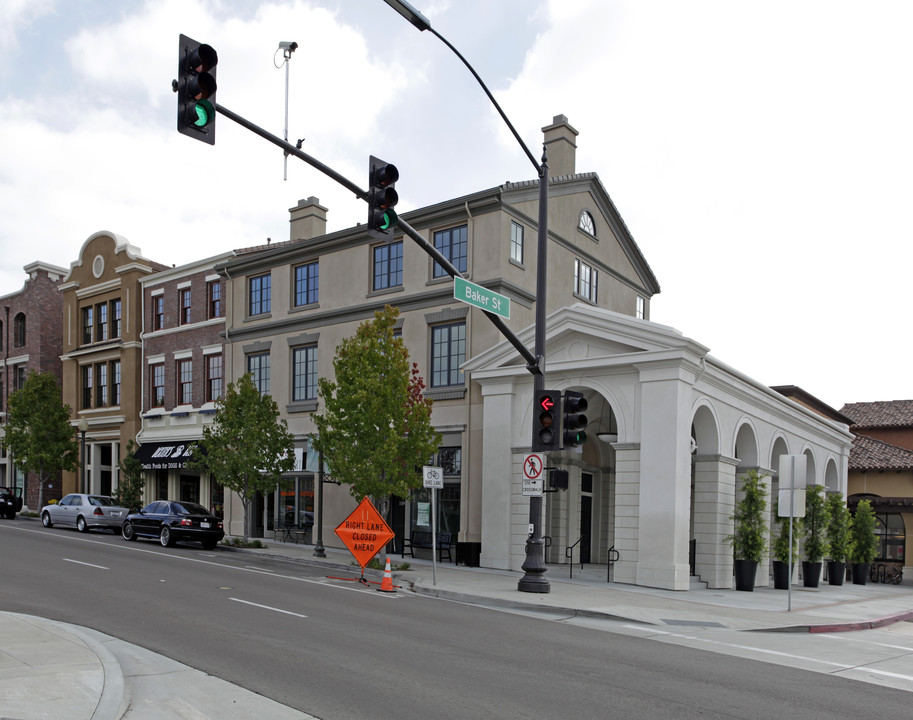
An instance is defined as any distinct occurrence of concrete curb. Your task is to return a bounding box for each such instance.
[59,621,129,720]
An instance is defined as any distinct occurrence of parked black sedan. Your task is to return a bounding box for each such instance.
[121,500,224,549]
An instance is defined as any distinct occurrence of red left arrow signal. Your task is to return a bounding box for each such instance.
[539,395,555,411]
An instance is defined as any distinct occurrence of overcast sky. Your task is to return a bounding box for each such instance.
[2,0,911,410]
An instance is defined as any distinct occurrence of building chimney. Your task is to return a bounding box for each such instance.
[289,196,328,241]
[542,114,578,178]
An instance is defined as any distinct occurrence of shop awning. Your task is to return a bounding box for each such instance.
[133,441,198,471]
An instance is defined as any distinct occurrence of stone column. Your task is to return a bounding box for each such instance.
[692,454,738,588]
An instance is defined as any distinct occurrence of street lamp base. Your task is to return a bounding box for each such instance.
[313,541,326,558]
[517,537,551,593]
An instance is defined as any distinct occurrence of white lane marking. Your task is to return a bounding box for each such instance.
[857,667,913,682]
[621,624,851,669]
[819,633,913,652]
[63,558,109,570]
[229,598,308,618]
[4,523,412,598]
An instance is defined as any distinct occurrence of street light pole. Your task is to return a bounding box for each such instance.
[383,0,551,592]
[77,417,88,494]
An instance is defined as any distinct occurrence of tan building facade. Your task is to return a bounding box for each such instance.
[59,232,166,496]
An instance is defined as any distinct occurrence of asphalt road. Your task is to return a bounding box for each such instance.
[2,519,911,719]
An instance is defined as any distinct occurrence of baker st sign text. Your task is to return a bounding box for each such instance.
[454,277,510,320]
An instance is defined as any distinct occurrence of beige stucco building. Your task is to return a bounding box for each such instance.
[59,232,166,496]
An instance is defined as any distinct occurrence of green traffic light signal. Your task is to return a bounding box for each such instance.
[367,155,399,238]
[563,391,588,448]
[175,34,218,145]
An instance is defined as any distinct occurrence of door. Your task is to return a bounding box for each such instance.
[580,495,592,564]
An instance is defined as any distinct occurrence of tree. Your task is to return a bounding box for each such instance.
[0,371,79,510]
[188,373,295,543]
[115,440,146,512]
[312,305,441,511]
[802,484,827,563]
[726,469,768,563]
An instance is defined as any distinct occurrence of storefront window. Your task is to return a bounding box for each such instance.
[875,513,905,562]
[210,482,224,518]
[409,484,460,535]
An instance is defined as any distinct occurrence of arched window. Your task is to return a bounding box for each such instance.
[578,210,596,237]
[13,313,25,348]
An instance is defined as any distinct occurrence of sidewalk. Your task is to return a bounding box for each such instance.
[2,535,911,720]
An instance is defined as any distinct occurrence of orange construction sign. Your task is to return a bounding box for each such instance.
[334,497,395,569]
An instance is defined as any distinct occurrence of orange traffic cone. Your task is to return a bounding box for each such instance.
[377,557,395,593]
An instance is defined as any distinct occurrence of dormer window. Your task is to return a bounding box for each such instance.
[578,210,596,237]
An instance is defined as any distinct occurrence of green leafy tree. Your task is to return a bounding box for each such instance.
[188,373,295,543]
[802,484,828,563]
[115,440,146,512]
[726,469,768,563]
[825,491,851,562]
[312,305,441,512]
[0,371,79,510]
[849,498,878,565]
[772,513,799,564]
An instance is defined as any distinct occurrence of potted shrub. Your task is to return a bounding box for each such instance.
[849,498,877,585]
[726,470,768,591]
[771,513,799,589]
[825,491,851,586]
[801,484,827,587]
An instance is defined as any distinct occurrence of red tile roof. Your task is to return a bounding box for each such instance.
[840,400,913,429]
[849,434,913,472]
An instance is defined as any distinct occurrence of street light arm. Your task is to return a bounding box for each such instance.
[426,26,542,175]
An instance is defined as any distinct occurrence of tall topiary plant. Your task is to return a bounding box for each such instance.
[727,469,768,562]
[802,485,827,562]
[825,491,851,585]
[849,499,878,565]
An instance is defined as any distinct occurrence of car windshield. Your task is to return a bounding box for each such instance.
[88,496,117,506]
[172,502,211,516]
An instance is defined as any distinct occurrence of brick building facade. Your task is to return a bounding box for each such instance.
[0,261,67,508]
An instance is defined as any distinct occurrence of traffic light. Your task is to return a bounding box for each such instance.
[563,391,588,448]
[174,34,218,144]
[367,155,399,237]
[531,390,560,452]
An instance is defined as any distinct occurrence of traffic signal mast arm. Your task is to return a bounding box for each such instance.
[212,100,539,374]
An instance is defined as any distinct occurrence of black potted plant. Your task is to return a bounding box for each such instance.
[726,470,768,591]
[825,491,851,586]
[849,498,877,585]
[772,513,799,589]
[801,484,827,587]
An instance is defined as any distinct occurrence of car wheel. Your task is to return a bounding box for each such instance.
[42,511,53,528]
[122,521,136,541]
[76,516,88,533]
[160,526,174,547]
[7,509,16,519]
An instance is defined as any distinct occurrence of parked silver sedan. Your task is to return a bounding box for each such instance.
[41,494,130,533]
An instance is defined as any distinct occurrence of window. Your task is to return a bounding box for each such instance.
[179,289,192,325]
[249,274,271,316]
[151,364,165,407]
[207,281,222,319]
[510,222,524,264]
[13,313,25,347]
[206,355,223,402]
[578,210,596,237]
[574,258,598,303]
[82,307,94,344]
[292,346,318,402]
[433,225,468,278]
[436,447,462,476]
[875,513,905,562]
[15,365,26,391]
[431,322,466,387]
[110,360,121,406]
[153,296,164,331]
[95,362,108,407]
[247,352,270,395]
[177,359,193,404]
[0,321,3,351]
[373,242,403,291]
[636,295,645,320]
[96,302,108,342]
[111,299,122,338]
[294,262,319,307]
[82,365,93,409]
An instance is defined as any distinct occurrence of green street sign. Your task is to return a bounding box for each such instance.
[454,277,510,319]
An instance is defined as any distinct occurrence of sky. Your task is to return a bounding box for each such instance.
[1,0,911,410]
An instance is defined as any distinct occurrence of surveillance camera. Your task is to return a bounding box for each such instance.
[279,41,298,52]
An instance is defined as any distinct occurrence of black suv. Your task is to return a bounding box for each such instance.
[0,487,23,519]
